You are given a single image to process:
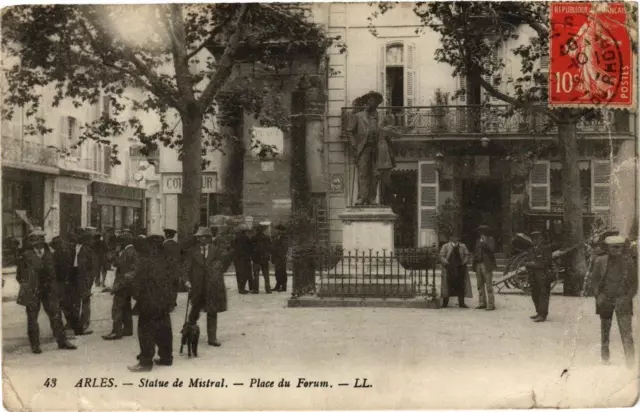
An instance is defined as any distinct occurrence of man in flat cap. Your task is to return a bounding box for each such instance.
[17,228,76,353]
[525,231,553,322]
[103,231,138,340]
[347,90,396,206]
[591,235,637,366]
[473,225,497,311]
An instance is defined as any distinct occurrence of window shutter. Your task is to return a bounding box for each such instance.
[591,160,611,211]
[104,146,112,175]
[481,44,501,105]
[404,42,416,108]
[529,160,550,211]
[378,43,387,106]
[60,116,69,149]
[418,160,438,247]
[102,96,111,119]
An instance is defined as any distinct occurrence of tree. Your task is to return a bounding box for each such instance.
[2,4,338,240]
[370,2,636,295]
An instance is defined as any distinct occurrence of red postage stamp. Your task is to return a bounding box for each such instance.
[549,2,635,108]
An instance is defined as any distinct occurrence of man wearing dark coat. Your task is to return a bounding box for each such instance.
[183,227,228,347]
[51,235,77,330]
[271,224,289,292]
[473,225,497,311]
[103,231,137,340]
[72,228,98,335]
[439,236,472,308]
[128,233,178,372]
[162,228,181,262]
[17,228,76,353]
[232,225,253,294]
[525,231,553,322]
[591,235,637,367]
[250,223,272,294]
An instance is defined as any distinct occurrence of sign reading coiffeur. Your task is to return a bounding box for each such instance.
[162,173,217,194]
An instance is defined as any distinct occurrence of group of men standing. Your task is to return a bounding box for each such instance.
[438,225,496,311]
[231,223,289,295]
[17,227,102,354]
[438,224,638,367]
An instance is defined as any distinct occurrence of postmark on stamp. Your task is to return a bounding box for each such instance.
[549,2,635,109]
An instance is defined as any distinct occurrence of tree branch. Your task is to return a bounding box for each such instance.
[477,76,561,123]
[198,4,249,109]
[164,4,195,104]
[79,7,182,109]
[77,20,155,91]
[186,14,234,61]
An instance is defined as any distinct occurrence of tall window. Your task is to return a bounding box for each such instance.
[378,41,416,109]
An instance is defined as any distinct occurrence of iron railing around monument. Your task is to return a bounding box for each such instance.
[291,248,439,300]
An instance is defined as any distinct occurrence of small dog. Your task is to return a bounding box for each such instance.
[180,322,200,357]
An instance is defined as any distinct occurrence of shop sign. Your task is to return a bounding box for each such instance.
[55,177,89,195]
[162,173,217,194]
[93,182,144,200]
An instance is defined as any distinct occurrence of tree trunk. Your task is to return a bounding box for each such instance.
[558,121,587,296]
[178,111,204,243]
[219,115,245,215]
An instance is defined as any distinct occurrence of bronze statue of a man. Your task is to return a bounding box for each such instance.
[347,91,396,206]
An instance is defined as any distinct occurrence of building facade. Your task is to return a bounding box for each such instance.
[1,84,149,245]
[323,3,637,250]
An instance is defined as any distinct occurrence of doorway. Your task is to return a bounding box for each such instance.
[461,179,502,252]
[59,193,82,240]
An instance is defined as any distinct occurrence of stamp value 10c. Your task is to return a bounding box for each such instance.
[549,2,635,109]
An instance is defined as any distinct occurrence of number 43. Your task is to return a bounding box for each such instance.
[44,378,57,388]
[555,72,578,93]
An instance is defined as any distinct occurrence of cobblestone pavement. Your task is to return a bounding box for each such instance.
[2,275,638,410]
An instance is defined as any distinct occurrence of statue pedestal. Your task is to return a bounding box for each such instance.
[340,206,396,253]
[318,206,415,298]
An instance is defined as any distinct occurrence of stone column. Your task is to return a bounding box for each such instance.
[303,75,326,194]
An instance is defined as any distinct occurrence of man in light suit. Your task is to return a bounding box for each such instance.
[347,91,396,206]
[439,235,473,308]
[591,235,637,366]
[473,225,497,311]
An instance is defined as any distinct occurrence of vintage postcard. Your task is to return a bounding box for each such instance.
[1,1,638,410]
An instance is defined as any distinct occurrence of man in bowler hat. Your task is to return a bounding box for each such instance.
[128,233,178,372]
[232,225,253,294]
[591,235,637,366]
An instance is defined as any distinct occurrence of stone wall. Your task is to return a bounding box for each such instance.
[242,157,291,226]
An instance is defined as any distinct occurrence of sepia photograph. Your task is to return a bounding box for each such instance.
[0,1,638,410]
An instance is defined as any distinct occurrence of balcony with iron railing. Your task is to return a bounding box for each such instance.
[341,105,635,139]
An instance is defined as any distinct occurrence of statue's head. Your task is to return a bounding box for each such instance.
[358,91,383,111]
